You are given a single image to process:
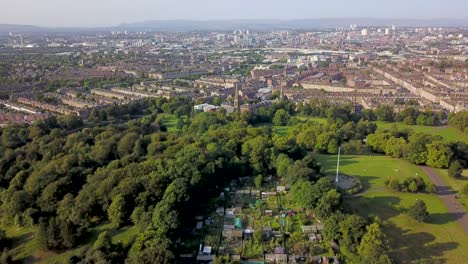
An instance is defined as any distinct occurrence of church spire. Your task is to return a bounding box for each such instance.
[234,82,241,113]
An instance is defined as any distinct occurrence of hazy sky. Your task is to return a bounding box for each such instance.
[1,0,467,27]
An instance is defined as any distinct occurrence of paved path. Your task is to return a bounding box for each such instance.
[420,166,468,232]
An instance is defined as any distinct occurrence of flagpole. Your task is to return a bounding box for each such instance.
[336,146,341,184]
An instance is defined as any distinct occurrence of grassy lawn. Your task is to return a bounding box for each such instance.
[0,225,39,262]
[1,222,139,264]
[375,121,468,143]
[269,116,329,136]
[286,116,468,143]
[161,114,179,132]
[273,125,289,136]
[274,116,468,143]
[315,154,468,264]
[436,169,468,212]
[296,116,328,124]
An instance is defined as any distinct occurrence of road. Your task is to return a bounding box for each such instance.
[420,166,468,232]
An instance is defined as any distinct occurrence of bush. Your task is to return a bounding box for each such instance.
[426,183,437,194]
[385,177,400,192]
[408,200,429,222]
[448,160,463,178]
[462,184,468,196]
[385,177,426,193]
[403,116,415,125]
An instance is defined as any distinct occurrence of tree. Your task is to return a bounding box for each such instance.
[384,137,407,158]
[291,181,316,209]
[426,183,437,193]
[212,96,221,106]
[126,246,175,264]
[408,181,418,193]
[108,195,127,227]
[408,200,429,222]
[448,111,468,133]
[94,231,112,252]
[117,132,139,158]
[406,133,434,164]
[342,140,369,155]
[176,117,185,131]
[448,160,463,178]
[375,105,394,122]
[403,116,415,125]
[366,132,392,153]
[242,136,271,174]
[358,223,390,262]
[254,175,263,190]
[315,189,341,220]
[426,141,453,168]
[386,178,400,192]
[462,184,468,195]
[283,161,316,187]
[339,215,367,253]
[273,109,290,126]
[127,231,174,264]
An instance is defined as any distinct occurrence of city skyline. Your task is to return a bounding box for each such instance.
[1,0,468,27]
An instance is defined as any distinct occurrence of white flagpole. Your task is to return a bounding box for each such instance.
[336,146,341,184]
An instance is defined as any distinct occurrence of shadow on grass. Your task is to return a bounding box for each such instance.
[356,175,380,191]
[343,195,401,221]
[9,232,34,263]
[316,155,359,172]
[11,231,35,247]
[427,212,465,225]
[437,186,457,196]
[385,223,459,264]
[454,176,468,182]
[338,156,360,167]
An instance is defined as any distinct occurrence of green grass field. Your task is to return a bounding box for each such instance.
[277,116,468,143]
[1,222,139,264]
[161,114,179,132]
[296,116,328,124]
[436,169,468,212]
[315,154,468,264]
[375,121,468,143]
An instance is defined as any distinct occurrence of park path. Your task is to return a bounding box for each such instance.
[419,166,468,232]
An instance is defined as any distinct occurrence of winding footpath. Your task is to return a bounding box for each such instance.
[419,166,468,232]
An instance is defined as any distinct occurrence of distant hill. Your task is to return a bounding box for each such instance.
[2,18,468,34]
[118,18,468,31]
[0,24,43,34]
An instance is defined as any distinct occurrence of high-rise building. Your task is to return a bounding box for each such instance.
[361,29,368,36]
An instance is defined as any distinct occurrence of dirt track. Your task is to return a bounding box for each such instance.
[420,166,468,232]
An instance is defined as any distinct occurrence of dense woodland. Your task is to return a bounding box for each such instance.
[0,97,466,263]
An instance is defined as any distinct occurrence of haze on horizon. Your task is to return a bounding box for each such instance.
[1,0,468,27]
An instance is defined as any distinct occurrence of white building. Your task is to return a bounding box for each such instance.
[194,103,218,112]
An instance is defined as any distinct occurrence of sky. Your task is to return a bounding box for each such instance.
[0,0,467,27]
